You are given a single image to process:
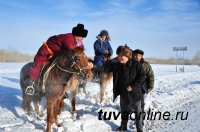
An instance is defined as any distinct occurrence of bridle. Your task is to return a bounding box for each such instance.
[55,53,90,79]
[41,52,91,93]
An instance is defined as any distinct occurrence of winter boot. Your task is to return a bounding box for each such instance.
[25,80,36,95]
[116,120,128,131]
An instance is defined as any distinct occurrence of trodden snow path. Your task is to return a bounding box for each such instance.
[0,63,200,132]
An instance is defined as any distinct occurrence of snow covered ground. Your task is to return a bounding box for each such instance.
[0,63,200,132]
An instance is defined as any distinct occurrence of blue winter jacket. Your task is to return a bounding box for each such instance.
[94,39,113,66]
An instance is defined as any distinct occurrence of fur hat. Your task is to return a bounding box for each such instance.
[116,45,132,59]
[72,23,88,37]
[133,49,144,55]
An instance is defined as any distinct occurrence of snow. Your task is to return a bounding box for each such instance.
[0,63,200,132]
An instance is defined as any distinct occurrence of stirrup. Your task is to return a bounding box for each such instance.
[25,82,35,95]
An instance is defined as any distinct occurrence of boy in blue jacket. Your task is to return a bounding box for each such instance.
[94,30,113,66]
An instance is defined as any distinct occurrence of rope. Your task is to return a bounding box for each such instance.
[41,55,90,92]
[42,59,57,92]
[56,63,79,74]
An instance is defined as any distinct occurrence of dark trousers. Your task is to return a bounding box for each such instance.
[120,95,143,131]
[141,94,145,112]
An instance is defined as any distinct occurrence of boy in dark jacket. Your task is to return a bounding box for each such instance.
[94,45,146,132]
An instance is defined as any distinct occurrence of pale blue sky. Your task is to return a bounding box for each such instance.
[0,0,200,59]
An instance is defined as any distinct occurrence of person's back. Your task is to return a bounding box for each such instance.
[141,59,154,93]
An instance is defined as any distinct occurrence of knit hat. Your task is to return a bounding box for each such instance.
[133,49,144,55]
[72,23,88,37]
[116,45,132,59]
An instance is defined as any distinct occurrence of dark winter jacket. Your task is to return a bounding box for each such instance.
[94,39,113,66]
[94,58,146,102]
[141,59,154,93]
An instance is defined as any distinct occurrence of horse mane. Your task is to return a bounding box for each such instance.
[72,46,85,55]
[48,46,85,64]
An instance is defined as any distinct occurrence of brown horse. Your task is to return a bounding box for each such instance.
[20,62,42,116]
[78,73,112,103]
[20,46,93,132]
[99,72,113,103]
[79,58,118,103]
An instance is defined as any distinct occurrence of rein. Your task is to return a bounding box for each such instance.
[55,54,90,75]
[42,53,89,92]
[56,63,89,74]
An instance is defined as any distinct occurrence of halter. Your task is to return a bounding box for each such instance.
[41,53,90,93]
[56,53,90,78]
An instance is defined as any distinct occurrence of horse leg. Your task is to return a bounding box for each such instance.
[22,91,27,112]
[33,93,43,116]
[82,81,87,94]
[68,76,79,116]
[22,92,32,114]
[33,99,41,117]
[58,99,64,115]
[71,90,77,116]
[99,73,112,103]
[53,99,62,127]
[99,81,107,103]
[46,98,54,132]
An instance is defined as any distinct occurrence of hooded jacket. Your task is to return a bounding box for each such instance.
[94,39,113,66]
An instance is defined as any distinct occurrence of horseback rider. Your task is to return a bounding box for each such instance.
[26,23,94,95]
[94,30,113,66]
[93,30,113,78]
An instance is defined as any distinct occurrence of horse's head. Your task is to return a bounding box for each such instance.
[71,46,93,80]
[56,46,93,80]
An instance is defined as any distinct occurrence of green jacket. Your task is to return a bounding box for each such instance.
[141,59,154,93]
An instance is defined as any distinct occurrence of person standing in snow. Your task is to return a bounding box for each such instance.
[25,23,93,95]
[133,49,154,113]
[93,45,146,132]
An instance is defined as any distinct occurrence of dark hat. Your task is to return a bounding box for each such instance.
[99,30,108,36]
[133,49,144,55]
[116,46,124,55]
[97,30,111,41]
[116,45,132,59]
[72,23,88,37]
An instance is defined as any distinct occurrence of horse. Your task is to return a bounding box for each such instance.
[78,58,119,103]
[20,62,43,116]
[78,72,113,103]
[98,72,113,103]
[20,46,93,132]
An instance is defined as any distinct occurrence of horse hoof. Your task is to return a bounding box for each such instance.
[58,123,62,127]
[57,125,64,132]
[72,112,78,120]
